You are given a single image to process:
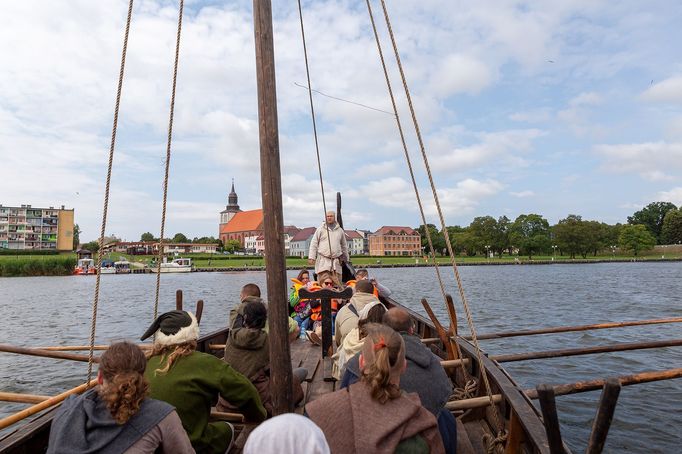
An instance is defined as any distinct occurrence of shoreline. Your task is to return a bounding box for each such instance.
[194,257,682,272]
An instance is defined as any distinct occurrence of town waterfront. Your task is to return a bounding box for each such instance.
[1,262,681,452]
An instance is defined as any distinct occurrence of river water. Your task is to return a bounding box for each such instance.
[1,262,680,452]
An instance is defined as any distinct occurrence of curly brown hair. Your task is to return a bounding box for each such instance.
[148,340,197,375]
[98,342,149,425]
[360,324,404,404]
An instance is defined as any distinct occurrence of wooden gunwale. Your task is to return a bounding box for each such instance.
[381,296,553,454]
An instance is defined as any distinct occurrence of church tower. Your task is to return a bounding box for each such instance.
[220,179,241,225]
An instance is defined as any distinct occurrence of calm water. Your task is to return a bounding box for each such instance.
[1,262,680,452]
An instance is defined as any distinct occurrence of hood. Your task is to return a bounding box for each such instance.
[349,292,380,310]
[229,327,268,350]
[402,333,432,368]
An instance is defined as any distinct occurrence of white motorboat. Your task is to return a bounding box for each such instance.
[151,257,193,273]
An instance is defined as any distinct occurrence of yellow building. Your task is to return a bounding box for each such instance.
[0,204,75,251]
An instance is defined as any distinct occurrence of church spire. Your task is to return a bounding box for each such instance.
[227,178,239,210]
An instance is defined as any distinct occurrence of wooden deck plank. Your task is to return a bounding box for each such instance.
[456,418,477,454]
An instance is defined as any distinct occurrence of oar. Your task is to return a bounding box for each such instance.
[0,392,51,404]
[536,384,565,454]
[492,338,682,363]
[445,367,682,410]
[420,316,682,344]
[0,344,99,363]
[586,378,621,454]
[0,379,97,430]
[35,344,153,352]
[420,298,455,359]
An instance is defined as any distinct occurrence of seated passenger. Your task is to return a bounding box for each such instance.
[217,299,307,415]
[244,413,330,454]
[346,268,392,297]
[334,279,384,347]
[331,301,386,380]
[141,310,266,454]
[306,324,445,454]
[47,341,193,454]
[232,283,300,341]
[289,269,313,334]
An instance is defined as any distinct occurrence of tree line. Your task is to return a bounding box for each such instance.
[416,201,682,259]
[80,232,225,254]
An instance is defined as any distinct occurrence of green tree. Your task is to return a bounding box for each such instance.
[510,214,551,259]
[661,209,682,244]
[496,216,512,255]
[140,232,156,242]
[72,224,80,250]
[172,233,189,243]
[468,216,497,255]
[224,239,241,253]
[417,224,445,255]
[82,240,100,253]
[553,215,584,259]
[627,201,677,244]
[619,224,656,256]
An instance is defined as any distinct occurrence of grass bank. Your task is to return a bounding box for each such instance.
[0,254,77,277]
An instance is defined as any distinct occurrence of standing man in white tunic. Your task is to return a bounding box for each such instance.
[308,211,348,285]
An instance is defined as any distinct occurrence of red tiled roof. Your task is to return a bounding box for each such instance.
[372,226,418,236]
[283,225,300,236]
[220,209,264,234]
[345,230,363,239]
[291,227,316,242]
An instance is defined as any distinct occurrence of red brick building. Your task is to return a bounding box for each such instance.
[368,226,421,256]
[219,209,264,247]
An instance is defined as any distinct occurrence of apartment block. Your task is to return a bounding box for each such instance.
[0,204,74,251]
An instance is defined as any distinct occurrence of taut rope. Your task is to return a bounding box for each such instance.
[87,0,135,385]
[363,0,475,389]
[153,0,185,320]
[296,0,334,267]
[373,0,507,440]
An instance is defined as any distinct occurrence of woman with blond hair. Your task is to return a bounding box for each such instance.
[306,324,444,453]
[141,310,266,454]
[47,341,193,454]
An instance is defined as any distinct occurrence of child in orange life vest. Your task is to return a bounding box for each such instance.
[306,272,341,345]
[289,269,314,335]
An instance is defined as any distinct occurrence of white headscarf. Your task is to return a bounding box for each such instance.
[244,413,330,454]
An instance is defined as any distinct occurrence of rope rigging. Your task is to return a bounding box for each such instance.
[367,0,507,441]
[296,0,335,267]
[87,0,135,385]
[153,0,185,321]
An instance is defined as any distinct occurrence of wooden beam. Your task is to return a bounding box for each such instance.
[421,298,455,359]
[0,344,99,363]
[195,299,204,324]
[253,0,292,416]
[176,289,183,311]
[492,338,682,363]
[34,344,152,351]
[467,317,682,341]
[0,380,97,430]
[0,392,51,404]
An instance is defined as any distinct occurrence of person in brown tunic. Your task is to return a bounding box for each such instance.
[306,324,445,454]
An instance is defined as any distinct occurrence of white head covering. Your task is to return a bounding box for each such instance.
[244,413,330,454]
[357,301,386,321]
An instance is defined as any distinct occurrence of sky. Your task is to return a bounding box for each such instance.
[1,1,682,242]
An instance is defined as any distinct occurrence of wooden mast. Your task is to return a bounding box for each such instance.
[252,0,293,414]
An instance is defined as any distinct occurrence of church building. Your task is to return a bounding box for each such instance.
[219,181,264,247]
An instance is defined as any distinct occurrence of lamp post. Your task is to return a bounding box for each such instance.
[610,245,616,260]
[484,245,491,261]
[551,244,557,261]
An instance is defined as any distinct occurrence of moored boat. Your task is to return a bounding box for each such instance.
[150,257,193,273]
[73,258,96,275]
[114,259,131,274]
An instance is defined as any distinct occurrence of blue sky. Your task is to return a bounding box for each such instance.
[1,0,681,242]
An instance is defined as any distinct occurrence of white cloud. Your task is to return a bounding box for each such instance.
[509,109,551,123]
[430,54,493,97]
[594,141,682,180]
[510,190,535,198]
[641,76,682,104]
[656,187,682,206]
[430,129,544,172]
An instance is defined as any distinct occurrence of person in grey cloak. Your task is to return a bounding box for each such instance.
[47,341,193,454]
